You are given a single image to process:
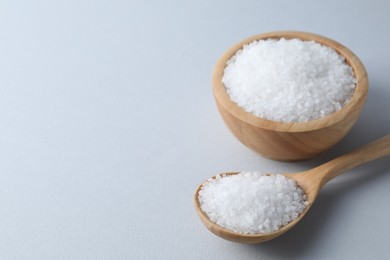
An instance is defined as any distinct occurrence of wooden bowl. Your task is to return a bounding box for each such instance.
[212,31,368,161]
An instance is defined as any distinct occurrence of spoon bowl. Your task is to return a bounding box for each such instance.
[194,171,319,243]
[194,135,390,243]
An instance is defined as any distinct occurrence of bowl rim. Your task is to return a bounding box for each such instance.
[212,31,368,132]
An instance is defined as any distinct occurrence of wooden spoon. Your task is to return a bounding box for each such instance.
[194,134,390,243]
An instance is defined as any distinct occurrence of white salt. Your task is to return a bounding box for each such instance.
[222,38,357,122]
[198,172,309,234]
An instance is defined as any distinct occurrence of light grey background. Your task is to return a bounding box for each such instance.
[0,0,389,259]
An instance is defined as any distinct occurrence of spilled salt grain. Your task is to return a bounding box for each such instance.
[198,172,309,234]
[222,38,357,122]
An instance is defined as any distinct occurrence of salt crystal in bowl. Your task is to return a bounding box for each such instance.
[213,31,368,161]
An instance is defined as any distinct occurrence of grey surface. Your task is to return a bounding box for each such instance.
[0,0,389,259]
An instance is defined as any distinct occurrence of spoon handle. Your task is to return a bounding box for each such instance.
[314,134,390,186]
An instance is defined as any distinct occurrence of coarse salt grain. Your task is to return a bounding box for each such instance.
[222,38,357,122]
[198,172,309,234]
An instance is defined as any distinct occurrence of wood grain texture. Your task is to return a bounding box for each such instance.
[194,135,390,243]
[212,31,368,161]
